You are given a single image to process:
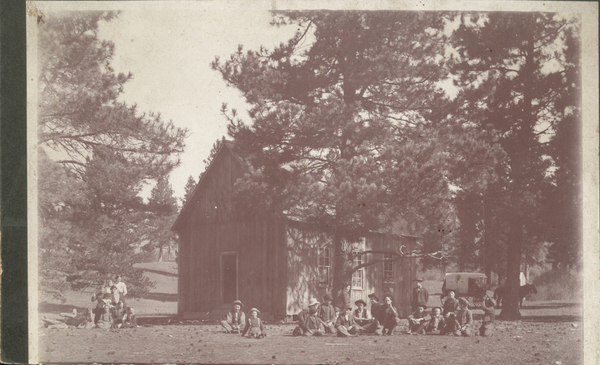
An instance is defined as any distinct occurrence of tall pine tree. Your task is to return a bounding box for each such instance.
[213,11,456,293]
[451,12,580,319]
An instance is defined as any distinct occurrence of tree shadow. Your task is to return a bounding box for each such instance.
[521,314,581,323]
[39,301,87,313]
[520,302,580,310]
[141,292,178,302]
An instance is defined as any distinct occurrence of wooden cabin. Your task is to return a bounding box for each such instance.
[172,141,419,320]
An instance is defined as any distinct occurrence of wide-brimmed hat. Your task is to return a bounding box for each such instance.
[323,294,333,302]
[308,298,320,307]
[458,298,469,307]
[432,306,442,313]
[368,293,380,301]
[418,304,427,310]
[345,305,353,310]
[414,277,424,282]
[249,308,260,315]
[446,289,456,294]
[355,299,367,307]
[232,300,244,308]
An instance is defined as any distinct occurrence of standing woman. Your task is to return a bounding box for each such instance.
[381,294,399,336]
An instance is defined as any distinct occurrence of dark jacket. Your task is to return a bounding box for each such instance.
[318,303,336,323]
[443,297,459,315]
[381,305,398,328]
[304,314,325,332]
[412,287,429,308]
[335,313,358,328]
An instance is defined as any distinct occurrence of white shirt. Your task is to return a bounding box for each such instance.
[115,281,127,296]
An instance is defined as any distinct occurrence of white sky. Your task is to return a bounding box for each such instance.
[32,1,593,201]
[95,6,298,199]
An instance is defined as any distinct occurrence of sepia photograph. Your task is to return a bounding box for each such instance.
[26,1,598,364]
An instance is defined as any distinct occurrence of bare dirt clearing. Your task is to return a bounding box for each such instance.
[39,301,582,364]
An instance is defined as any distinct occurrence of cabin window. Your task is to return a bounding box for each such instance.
[384,253,394,282]
[318,247,330,286]
[352,255,364,289]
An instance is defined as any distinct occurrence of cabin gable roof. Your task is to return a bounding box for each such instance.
[171,140,246,232]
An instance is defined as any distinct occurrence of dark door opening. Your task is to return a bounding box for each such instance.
[222,254,237,304]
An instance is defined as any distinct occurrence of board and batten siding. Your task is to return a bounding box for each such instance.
[284,222,417,317]
[175,143,288,318]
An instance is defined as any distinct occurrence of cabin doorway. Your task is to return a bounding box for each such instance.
[221,252,238,304]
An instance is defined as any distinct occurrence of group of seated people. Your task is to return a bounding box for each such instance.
[220,300,267,338]
[291,293,402,337]
[219,288,496,338]
[91,276,136,329]
[408,289,496,337]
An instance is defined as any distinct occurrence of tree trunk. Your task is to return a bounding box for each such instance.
[332,235,353,298]
[499,212,523,319]
[499,17,535,320]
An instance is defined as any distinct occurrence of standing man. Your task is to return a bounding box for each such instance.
[412,278,429,312]
[336,283,352,312]
[114,275,128,306]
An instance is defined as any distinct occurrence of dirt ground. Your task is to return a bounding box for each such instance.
[38,301,583,364]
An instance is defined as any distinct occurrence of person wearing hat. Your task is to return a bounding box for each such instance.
[221,300,246,334]
[442,289,460,322]
[303,298,325,336]
[407,304,430,335]
[412,278,429,312]
[353,299,373,328]
[447,298,473,336]
[380,294,399,335]
[335,305,362,337]
[425,306,445,335]
[318,294,336,334]
[336,283,352,313]
[242,308,266,338]
[366,293,384,335]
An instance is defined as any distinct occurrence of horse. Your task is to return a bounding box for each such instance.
[493,284,537,308]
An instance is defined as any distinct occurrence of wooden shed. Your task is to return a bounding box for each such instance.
[172,141,418,320]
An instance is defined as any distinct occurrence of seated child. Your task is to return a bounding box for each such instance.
[221,300,246,334]
[407,304,430,335]
[447,298,473,337]
[242,308,266,338]
[335,306,362,337]
[303,298,325,336]
[353,299,373,328]
[110,302,127,329]
[425,307,445,335]
[318,294,337,334]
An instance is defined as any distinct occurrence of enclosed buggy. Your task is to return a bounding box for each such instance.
[441,272,488,308]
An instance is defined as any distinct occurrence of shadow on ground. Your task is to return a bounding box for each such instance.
[39,301,87,313]
[142,292,178,302]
